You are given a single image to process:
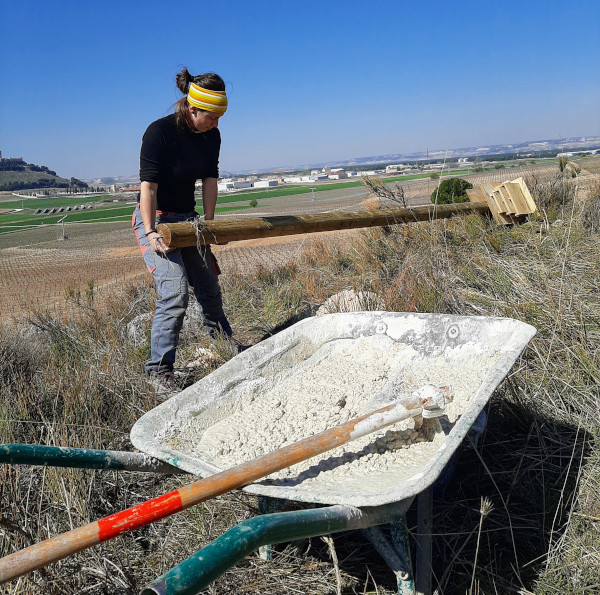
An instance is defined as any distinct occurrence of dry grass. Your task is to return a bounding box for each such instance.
[1,165,599,593]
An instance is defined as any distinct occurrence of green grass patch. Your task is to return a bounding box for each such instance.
[0,195,114,210]
[0,203,250,233]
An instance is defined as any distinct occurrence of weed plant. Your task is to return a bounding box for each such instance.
[0,171,599,593]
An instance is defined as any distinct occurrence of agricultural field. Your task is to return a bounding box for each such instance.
[0,159,576,322]
[0,194,250,233]
[0,221,145,320]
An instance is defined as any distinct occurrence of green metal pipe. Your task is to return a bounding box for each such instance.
[0,444,183,474]
[142,502,410,595]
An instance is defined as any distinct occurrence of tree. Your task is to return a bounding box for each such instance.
[430,178,473,204]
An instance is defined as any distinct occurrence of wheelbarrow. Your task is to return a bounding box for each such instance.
[0,312,536,594]
[131,311,535,594]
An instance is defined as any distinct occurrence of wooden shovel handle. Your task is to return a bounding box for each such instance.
[0,390,435,583]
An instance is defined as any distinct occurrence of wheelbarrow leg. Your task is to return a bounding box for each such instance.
[389,515,416,595]
[257,496,286,560]
[416,486,433,595]
[362,524,414,594]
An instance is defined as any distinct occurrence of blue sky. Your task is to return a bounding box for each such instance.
[1,0,599,179]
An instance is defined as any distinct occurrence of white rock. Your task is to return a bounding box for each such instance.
[316,290,385,316]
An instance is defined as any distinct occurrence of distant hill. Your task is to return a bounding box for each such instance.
[86,175,139,186]
[0,157,88,192]
[239,135,600,175]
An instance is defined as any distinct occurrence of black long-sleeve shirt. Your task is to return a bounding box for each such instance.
[139,114,220,213]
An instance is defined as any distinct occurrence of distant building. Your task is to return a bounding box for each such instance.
[283,176,317,183]
[385,164,405,173]
[233,181,252,189]
[253,180,279,188]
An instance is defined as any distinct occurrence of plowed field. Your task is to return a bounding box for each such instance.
[0,161,578,320]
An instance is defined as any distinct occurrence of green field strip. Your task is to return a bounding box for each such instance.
[0,195,116,210]
[215,170,480,204]
[0,204,250,233]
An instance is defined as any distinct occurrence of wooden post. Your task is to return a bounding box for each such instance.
[158,202,490,248]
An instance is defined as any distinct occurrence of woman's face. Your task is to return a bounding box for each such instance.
[190,108,221,132]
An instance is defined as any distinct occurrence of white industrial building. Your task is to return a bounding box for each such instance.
[385,164,410,173]
[283,175,318,183]
[253,180,279,188]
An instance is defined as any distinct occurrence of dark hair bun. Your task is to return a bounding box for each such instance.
[175,68,225,94]
[175,67,192,94]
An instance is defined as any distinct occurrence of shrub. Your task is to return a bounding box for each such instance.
[249,199,258,207]
[430,178,473,204]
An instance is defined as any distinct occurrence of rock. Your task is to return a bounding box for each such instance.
[316,290,385,316]
[185,347,220,370]
[126,312,152,347]
[126,300,208,347]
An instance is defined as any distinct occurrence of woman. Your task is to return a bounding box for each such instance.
[133,67,233,392]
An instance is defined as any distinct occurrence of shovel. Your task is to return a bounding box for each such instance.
[0,383,451,584]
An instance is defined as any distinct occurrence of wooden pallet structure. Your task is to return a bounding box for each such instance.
[467,176,536,225]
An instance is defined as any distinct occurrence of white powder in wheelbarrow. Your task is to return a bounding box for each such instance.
[170,334,500,493]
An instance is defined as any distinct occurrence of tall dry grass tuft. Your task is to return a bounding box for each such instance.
[525,171,577,222]
[581,179,600,233]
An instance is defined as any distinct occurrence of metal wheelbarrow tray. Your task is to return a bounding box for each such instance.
[131,312,535,508]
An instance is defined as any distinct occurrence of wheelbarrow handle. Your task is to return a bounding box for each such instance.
[0,444,183,474]
[0,385,448,584]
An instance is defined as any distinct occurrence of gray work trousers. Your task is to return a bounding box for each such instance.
[132,207,231,375]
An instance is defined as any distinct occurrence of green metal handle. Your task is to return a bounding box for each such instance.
[142,502,410,595]
[0,444,183,474]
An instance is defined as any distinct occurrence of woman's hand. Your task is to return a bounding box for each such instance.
[147,231,174,253]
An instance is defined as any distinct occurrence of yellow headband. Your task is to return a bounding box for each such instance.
[187,82,228,115]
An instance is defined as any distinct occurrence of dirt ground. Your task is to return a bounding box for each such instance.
[0,161,571,320]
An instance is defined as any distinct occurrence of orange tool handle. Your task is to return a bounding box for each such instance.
[0,391,433,583]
